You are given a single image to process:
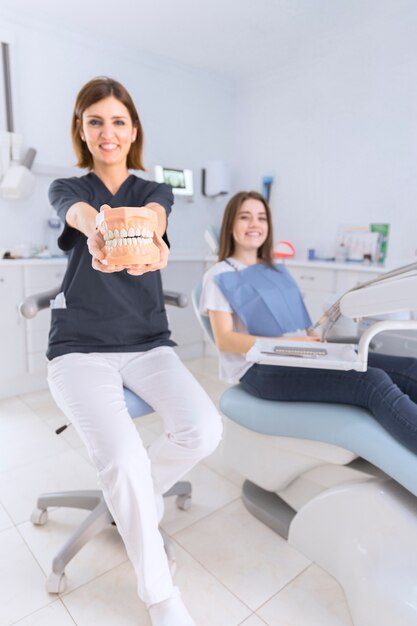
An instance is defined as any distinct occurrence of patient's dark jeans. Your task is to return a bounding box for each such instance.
[240,353,417,455]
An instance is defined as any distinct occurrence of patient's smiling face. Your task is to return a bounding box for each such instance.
[233,198,269,254]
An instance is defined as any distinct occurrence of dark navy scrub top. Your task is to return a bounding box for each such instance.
[47,173,175,360]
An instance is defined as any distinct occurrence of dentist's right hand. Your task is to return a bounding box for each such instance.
[87,228,125,273]
[66,201,123,273]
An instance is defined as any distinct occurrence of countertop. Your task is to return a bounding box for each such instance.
[0,256,68,267]
[0,255,413,272]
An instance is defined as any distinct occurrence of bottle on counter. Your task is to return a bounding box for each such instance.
[46,212,63,257]
[335,242,348,263]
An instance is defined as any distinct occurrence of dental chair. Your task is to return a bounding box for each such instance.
[20,287,192,594]
[192,271,417,626]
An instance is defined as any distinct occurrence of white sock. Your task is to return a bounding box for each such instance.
[154,496,176,575]
[160,529,177,577]
[155,493,164,523]
[148,586,195,626]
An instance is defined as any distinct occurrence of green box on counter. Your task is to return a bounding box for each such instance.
[370,223,389,264]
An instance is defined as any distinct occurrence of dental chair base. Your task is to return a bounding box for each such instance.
[220,386,417,626]
[290,477,417,626]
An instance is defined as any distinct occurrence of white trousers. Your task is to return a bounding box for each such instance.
[47,346,222,605]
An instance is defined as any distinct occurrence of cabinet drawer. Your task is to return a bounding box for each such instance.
[24,263,67,291]
[161,260,205,347]
[25,308,51,332]
[288,267,334,292]
[0,266,24,321]
[335,270,382,294]
[28,352,48,374]
[27,326,50,352]
[0,266,26,379]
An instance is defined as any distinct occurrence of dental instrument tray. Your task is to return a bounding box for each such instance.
[246,339,367,371]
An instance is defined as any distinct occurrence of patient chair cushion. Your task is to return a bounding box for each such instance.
[124,388,153,418]
[220,384,417,498]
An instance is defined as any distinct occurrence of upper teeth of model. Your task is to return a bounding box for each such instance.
[103,227,154,247]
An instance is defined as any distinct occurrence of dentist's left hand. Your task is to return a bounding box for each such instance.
[127,201,170,276]
[126,231,169,276]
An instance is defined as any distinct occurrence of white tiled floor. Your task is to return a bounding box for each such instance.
[0,357,353,626]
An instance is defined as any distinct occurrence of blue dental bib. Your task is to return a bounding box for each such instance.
[215,263,311,336]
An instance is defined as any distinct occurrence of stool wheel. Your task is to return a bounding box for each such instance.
[176,494,191,510]
[31,508,48,525]
[46,571,67,594]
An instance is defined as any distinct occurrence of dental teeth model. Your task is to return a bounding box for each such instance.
[96,206,160,266]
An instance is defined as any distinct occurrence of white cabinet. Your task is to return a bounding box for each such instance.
[0,259,67,398]
[334,270,382,294]
[0,257,207,398]
[286,262,386,324]
[287,266,335,322]
[286,261,387,337]
[0,266,27,391]
[161,259,205,360]
[286,261,386,337]
[23,264,66,375]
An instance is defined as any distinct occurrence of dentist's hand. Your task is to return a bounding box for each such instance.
[126,231,169,276]
[87,204,124,273]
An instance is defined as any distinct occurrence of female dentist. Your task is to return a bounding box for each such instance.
[47,76,222,626]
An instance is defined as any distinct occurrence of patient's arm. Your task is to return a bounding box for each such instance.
[208,309,319,354]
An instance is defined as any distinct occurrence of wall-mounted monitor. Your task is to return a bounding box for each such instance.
[154,165,194,196]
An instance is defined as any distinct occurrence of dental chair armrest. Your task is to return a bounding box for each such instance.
[19,287,188,320]
[163,290,188,308]
[327,335,378,351]
[357,320,417,365]
[327,336,359,344]
[19,287,61,319]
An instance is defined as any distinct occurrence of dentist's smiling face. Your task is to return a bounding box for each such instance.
[80,96,137,169]
[233,198,269,253]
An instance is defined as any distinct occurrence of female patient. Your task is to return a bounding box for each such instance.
[200,190,417,455]
[47,76,222,626]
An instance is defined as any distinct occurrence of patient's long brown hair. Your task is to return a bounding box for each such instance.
[218,191,274,266]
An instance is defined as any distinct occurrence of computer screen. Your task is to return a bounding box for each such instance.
[154,165,194,196]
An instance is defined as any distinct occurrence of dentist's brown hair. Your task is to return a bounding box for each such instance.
[71,76,145,171]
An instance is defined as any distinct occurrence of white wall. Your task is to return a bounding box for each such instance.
[233,2,417,265]
[0,16,235,256]
[2,5,417,266]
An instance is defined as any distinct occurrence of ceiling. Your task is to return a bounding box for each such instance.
[0,0,408,79]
